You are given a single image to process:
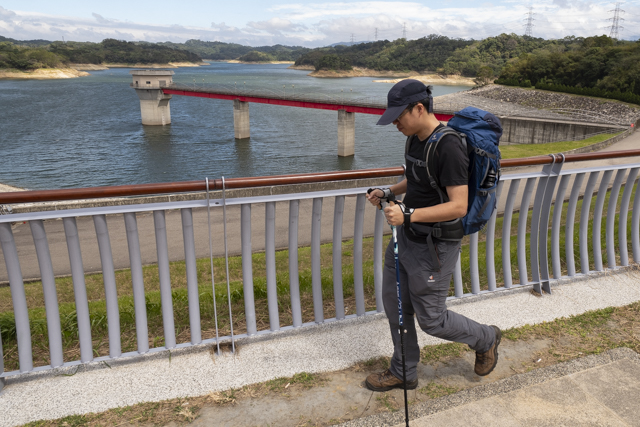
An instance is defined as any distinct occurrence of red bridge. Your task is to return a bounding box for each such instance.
[129,70,454,157]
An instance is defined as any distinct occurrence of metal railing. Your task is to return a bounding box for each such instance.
[1,150,640,386]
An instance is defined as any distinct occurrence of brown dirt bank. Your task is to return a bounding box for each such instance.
[0,68,90,80]
[225,60,294,64]
[69,64,109,71]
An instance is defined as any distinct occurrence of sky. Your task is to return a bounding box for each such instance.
[0,0,637,47]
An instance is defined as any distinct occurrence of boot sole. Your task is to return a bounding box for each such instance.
[364,378,418,392]
[476,326,501,377]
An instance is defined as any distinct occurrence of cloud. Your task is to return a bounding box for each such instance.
[0,5,16,21]
[0,1,637,47]
[247,18,303,33]
[92,13,109,24]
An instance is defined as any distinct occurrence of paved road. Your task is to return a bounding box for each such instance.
[1,131,639,282]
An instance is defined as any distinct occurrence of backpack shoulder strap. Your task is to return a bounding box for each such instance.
[424,127,464,205]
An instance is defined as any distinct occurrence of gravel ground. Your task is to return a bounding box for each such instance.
[435,85,640,126]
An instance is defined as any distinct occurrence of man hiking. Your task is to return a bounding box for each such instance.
[365,79,501,392]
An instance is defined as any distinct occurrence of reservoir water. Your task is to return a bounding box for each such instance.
[0,63,469,190]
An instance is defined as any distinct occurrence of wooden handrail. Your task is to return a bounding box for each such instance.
[2,149,640,205]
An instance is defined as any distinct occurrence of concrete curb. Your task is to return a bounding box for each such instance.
[336,347,640,427]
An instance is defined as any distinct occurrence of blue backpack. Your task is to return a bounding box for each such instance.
[406,106,502,236]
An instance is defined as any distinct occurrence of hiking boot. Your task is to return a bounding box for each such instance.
[365,369,418,392]
[474,325,501,376]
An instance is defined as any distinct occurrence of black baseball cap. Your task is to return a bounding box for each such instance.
[377,79,431,125]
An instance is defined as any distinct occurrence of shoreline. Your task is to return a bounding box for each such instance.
[0,68,90,80]
[0,183,25,192]
[289,66,476,85]
[0,62,208,80]
[223,60,294,65]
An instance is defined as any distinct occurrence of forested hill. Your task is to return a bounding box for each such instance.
[158,40,311,61]
[294,33,640,103]
[295,35,473,71]
[0,38,202,70]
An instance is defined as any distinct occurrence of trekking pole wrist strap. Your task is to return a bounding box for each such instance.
[397,203,414,228]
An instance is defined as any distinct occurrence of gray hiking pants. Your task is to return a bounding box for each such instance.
[384,225,495,382]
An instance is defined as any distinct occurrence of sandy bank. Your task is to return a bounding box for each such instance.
[102,62,207,68]
[0,183,24,192]
[374,73,476,86]
[302,67,476,86]
[0,68,90,80]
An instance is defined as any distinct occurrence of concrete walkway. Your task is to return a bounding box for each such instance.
[341,348,640,427]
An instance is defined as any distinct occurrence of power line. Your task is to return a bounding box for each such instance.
[524,6,535,37]
[608,2,625,39]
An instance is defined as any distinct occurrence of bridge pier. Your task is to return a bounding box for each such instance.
[338,110,355,157]
[234,100,250,140]
[130,70,174,126]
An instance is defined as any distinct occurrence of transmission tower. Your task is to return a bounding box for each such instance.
[350,33,355,45]
[402,22,407,39]
[374,27,378,41]
[524,7,535,37]
[608,2,625,39]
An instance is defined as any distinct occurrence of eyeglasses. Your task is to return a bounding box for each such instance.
[394,107,411,123]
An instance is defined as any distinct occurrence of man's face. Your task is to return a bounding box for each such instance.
[392,105,420,136]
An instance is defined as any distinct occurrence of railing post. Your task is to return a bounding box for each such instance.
[373,208,385,311]
[529,155,560,295]
[565,173,586,276]
[289,200,302,327]
[64,217,94,362]
[353,193,366,316]
[593,170,613,271]
[333,196,345,320]
[536,155,564,294]
[580,172,600,274]
[152,210,176,349]
[469,233,480,294]
[551,175,570,279]
[265,201,280,331]
[0,223,32,372]
[517,178,537,286]
[632,177,640,263]
[29,220,64,367]
[619,168,639,266]
[501,179,521,288]
[93,214,122,357]
[485,181,504,292]
[241,204,257,335]
[181,208,202,344]
[606,170,626,269]
[311,197,324,323]
[123,213,149,354]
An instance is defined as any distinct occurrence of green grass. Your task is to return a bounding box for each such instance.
[500,132,622,159]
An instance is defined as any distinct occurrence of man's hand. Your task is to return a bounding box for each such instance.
[366,188,385,208]
[383,201,404,226]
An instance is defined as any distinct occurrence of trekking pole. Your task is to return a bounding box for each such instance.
[367,189,410,426]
